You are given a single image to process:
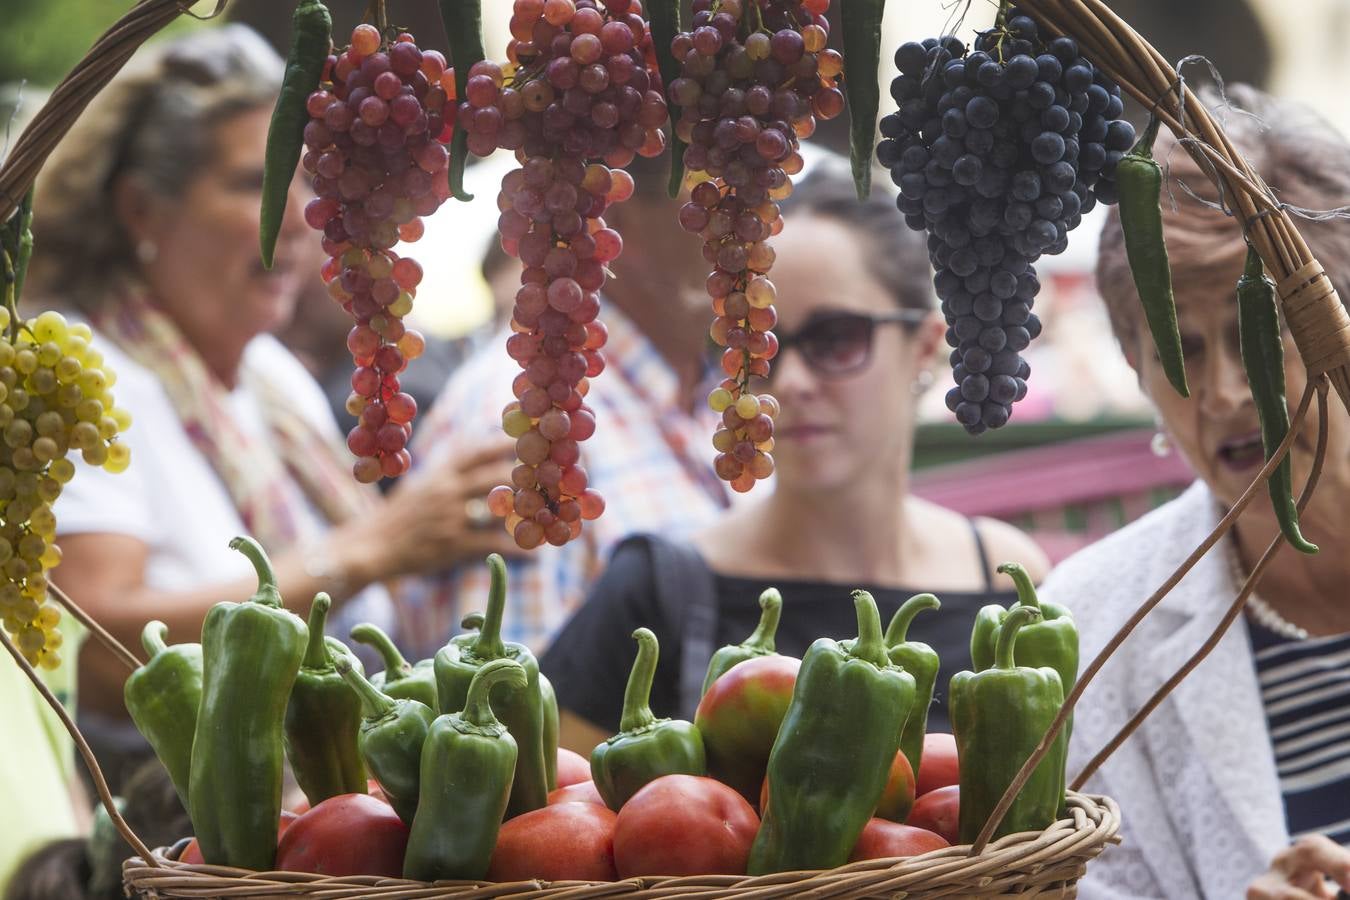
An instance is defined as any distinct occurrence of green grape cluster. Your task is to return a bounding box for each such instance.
[0,309,131,670]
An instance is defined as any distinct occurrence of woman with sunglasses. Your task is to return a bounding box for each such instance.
[541,153,1049,753]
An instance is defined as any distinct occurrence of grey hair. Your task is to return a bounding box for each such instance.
[29,25,284,308]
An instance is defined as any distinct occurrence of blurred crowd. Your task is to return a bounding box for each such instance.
[2,3,1350,899]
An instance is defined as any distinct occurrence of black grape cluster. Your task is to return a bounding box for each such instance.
[876,10,1134,433]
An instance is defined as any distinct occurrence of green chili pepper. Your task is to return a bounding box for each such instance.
[0,187,35,304]
[464,609,560,790]
[1238,245,1317,554]
[1116,116,1189,398]
[438,0,483,202]
[884,593,940,785]
[123,621,202,809]
[434,554,549,817]
[748,590,916,874]
[648,0,684,196]
[951,606,1066,844]
[350,622,439,710]
[701,587,781,695]
[189,537,308,870]
[404,658,525,882]
[591,628,707,810]
[334,653,435,826]
[284,593,367,806]
[260,0,331,269]
[846,0,887,199]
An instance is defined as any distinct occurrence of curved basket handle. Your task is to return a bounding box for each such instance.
[971,378,1326,853]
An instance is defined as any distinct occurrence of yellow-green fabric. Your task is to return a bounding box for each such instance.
[0,616,85,892]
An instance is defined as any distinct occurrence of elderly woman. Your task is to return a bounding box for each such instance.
[1041,86,1350,899]
[26,25,516,783]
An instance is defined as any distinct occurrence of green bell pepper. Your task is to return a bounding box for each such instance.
[334,653,435,826]
[884,592,941,788]
[123,621,201,809]
[351,621,439,711]
[434,554,549,817]
[404,658,525,881]
[701,587,781,695]
[591,627,706,811]
[747,590,916,874]
[188,537,307,870]
[951,605,1066,844]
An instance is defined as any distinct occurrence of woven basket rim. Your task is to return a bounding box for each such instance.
[122,791,1119,899]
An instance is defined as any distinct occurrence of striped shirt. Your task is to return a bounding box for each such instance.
[1249,617,1350,846]
[399,305,730,659]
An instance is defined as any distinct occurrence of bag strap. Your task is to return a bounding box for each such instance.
[642,534,719,721]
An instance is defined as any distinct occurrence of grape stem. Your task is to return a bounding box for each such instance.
[2,248,18,343]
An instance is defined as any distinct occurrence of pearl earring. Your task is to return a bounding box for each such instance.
[136,240,158,265]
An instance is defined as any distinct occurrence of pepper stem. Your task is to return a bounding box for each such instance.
[350,623,411,681]
[997,562,1042,613]
[334,654,397,720]
[1130,115,1162,160]
[302,593,333,668]
[461,611,484,631]
[470,554,508,660]
[1242,242,1265,281]
[618,628,660,732]
[884,593,941,647]
[462,658,526,728]
[742,588,782,653]
[229,536,283,608]
[140,621,169,659]
[849,590,890,667]
[995,606,1041,669]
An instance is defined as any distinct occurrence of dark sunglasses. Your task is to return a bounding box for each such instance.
[769,309,930,378]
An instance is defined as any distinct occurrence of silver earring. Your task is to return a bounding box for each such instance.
[1150,429,1171,458]
[911,369,935,395]
[136,240,158,265]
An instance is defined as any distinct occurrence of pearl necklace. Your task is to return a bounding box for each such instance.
[1225,537,1309,641]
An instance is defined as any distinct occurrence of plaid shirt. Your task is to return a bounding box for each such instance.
[400,305,730,659]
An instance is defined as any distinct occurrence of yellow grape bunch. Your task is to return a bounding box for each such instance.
[0,308,130,670]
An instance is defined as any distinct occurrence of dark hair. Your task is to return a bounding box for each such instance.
[777,152,935,318]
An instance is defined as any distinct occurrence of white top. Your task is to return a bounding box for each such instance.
[1040,481,1290,899]
[54,332,393,636]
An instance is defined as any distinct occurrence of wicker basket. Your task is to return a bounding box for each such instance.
[120,791,1118,900]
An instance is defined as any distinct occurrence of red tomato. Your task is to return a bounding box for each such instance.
[875,750,917,822]
[549,780,606,806]
[914,733,959,796]
[905,785,960,845]
[276,793,409,877]
[557,748,592,787]
[613,775,760,878]
[849,819,949,862]
[181,811,301,865]
[277,810,300,840]
[487,801,618,882]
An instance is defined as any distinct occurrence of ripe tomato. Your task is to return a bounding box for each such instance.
[557,747,592,787]
[613,775,759,878]
[914,733,959,796]
[849,818,949,862]
[548,779,606,806]
[276,793,409,877]
[487,801,618,882]
[875,749,917,822]
[906,784,960,845]
[694,655,801,804]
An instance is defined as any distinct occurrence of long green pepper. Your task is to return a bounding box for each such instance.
[188,537,308,870]
[351,622,439,710]
[404,658,525,882]
[748,590,915,875]
[846,0,888,199]
[260,0,331,268]
[438,0,484,202]
[1116,116,1189,398]
[434,554,550,817]
[701,587,781,695]
[1238,245,1317,554]
[591,628,706,811]
[883,593,941,785]
[334,654,435,826]
[123,621,202,809]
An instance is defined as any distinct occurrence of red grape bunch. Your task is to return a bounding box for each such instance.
[302,23,454,483]
[668,0,843,493]
[462,0,669,550]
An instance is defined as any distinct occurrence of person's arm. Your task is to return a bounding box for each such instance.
[1247,836,1350,900]
[559,710,610,758]
[975,516,1052,588]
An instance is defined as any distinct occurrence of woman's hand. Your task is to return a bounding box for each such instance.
[1247,835,1350,900]
[344,438,525,581]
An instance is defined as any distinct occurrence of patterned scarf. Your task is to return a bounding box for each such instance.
[92,289,373,549]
